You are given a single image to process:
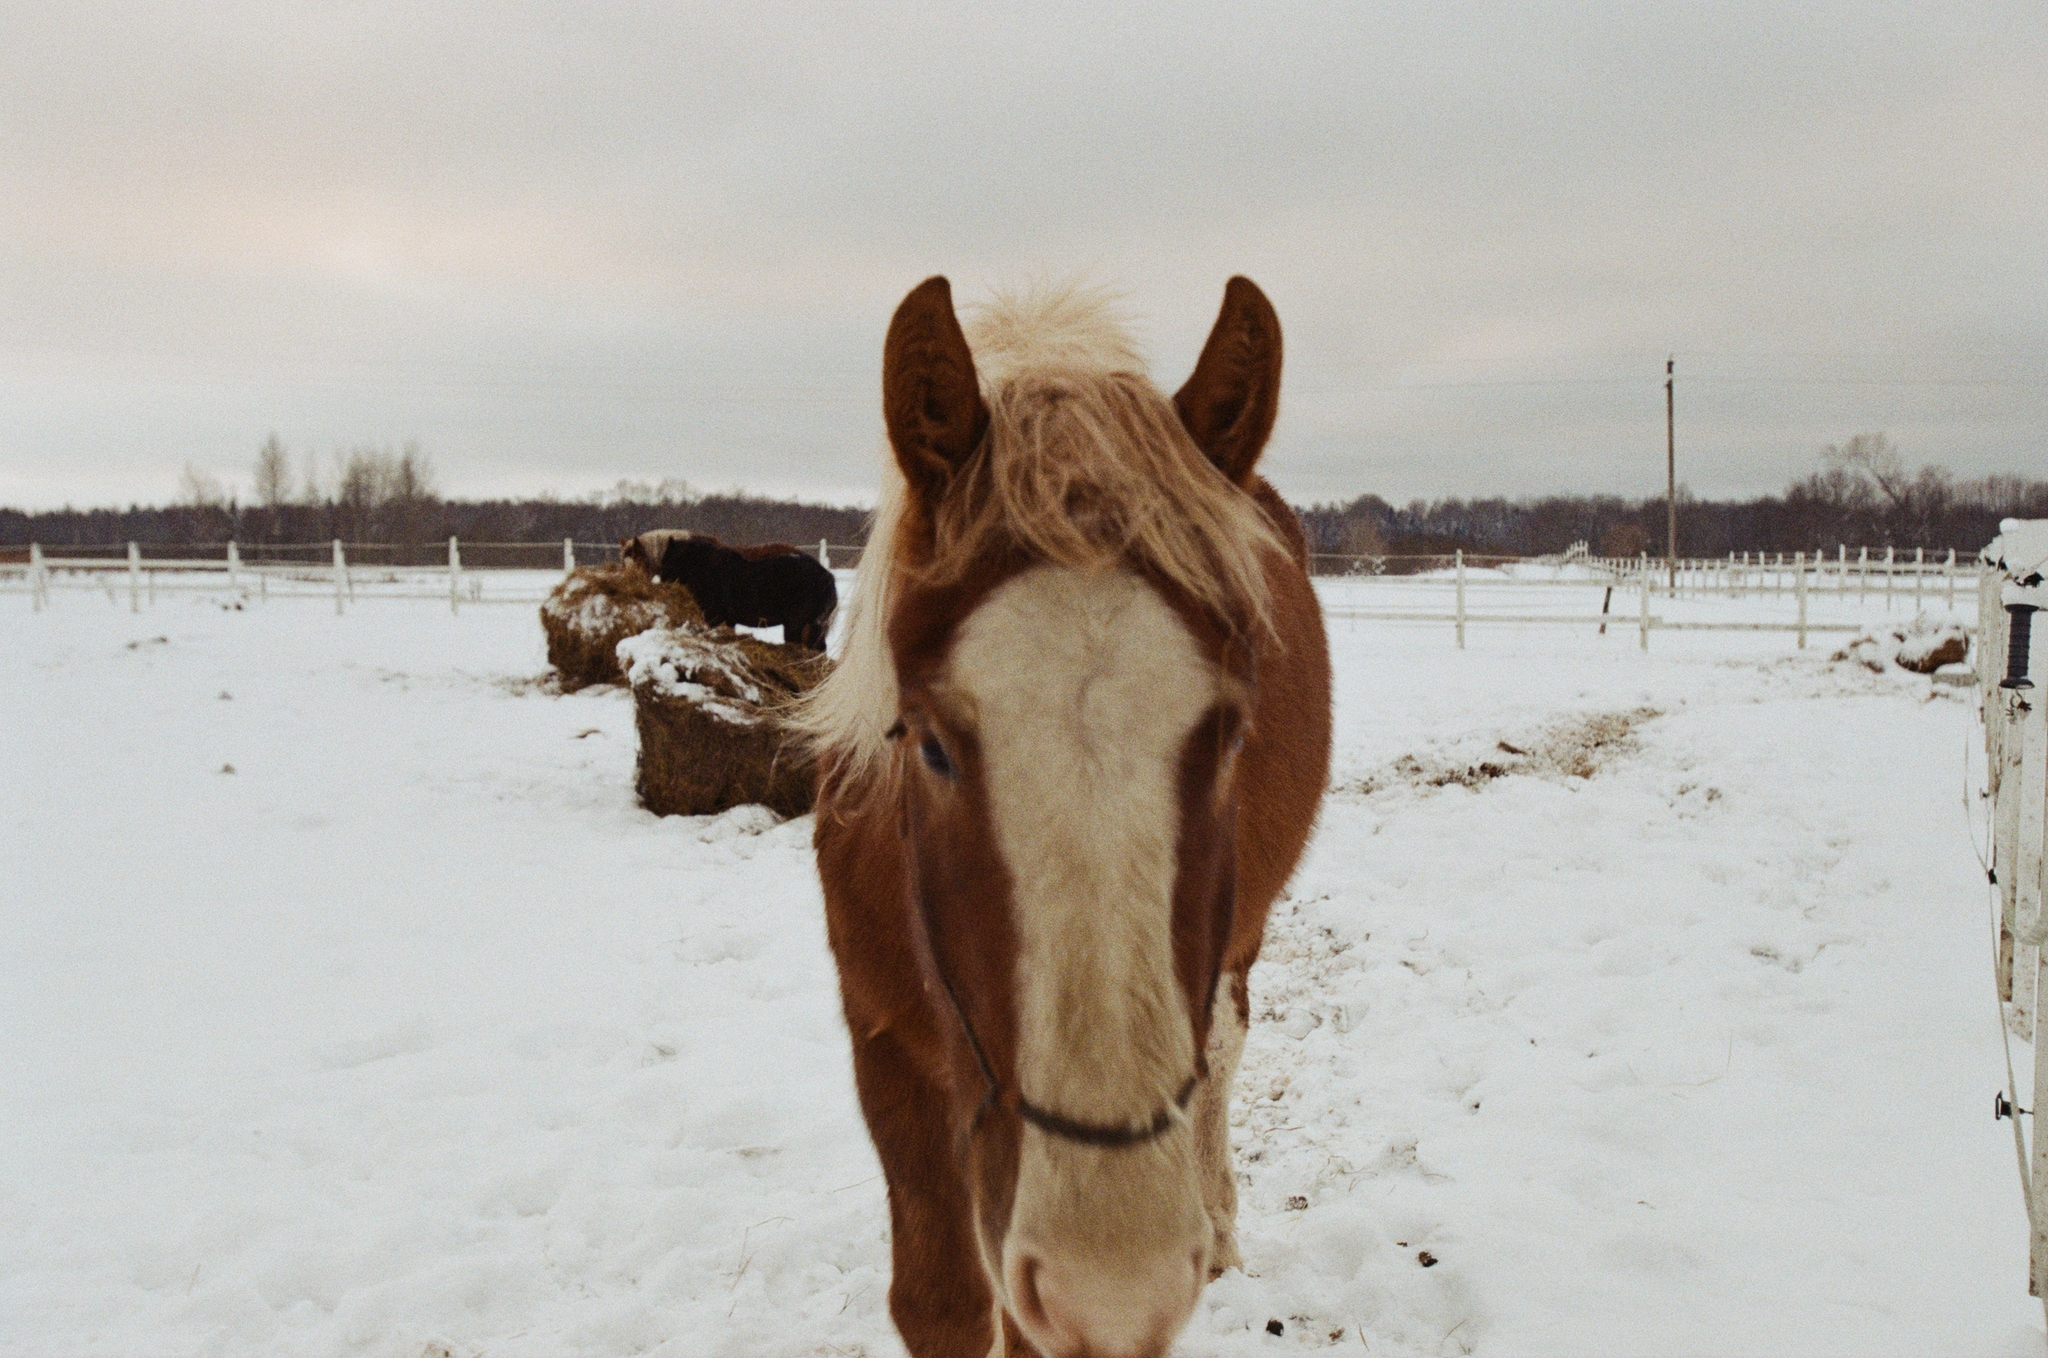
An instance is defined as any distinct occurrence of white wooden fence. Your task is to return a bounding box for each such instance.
[1979,521,2048,1308]
[1314,549,1971,651]
[4,538,1975,652]
[6,538,593,614]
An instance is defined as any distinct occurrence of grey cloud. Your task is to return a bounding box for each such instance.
[1,1,2041,509]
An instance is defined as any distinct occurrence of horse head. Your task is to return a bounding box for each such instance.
[863,276,1289,1358]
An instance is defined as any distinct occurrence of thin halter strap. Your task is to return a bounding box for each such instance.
[901,769,1201,1149]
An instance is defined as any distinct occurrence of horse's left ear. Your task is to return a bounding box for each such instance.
[883,276,988,509]
[1174,276,1282,488]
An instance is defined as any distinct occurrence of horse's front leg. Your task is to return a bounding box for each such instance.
[1192,971,1250,1276]
[847,1020,998,1356]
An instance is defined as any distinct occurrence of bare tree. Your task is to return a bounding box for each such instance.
[1822,432,1909,507]
[1337,517,1384,564]
[179,462,227,508]
[252,434,291,508]
[388,442,436,503]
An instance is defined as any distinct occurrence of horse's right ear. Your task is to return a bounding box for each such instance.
[1174,276,1282,488]
[883,277,987,508]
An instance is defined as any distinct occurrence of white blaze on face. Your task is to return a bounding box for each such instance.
[945,565,1219,1272]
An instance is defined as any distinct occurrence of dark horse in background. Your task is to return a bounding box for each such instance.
[619,530,838,650]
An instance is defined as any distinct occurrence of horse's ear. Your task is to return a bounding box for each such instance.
[1174,276,1282,488]
[883,277,988,508]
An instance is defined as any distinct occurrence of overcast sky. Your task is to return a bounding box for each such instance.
[3,1,2042,511]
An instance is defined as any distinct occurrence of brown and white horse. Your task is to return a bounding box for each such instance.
[806,277,1330,1358]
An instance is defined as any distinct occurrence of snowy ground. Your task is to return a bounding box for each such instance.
[3,582,2041,1357]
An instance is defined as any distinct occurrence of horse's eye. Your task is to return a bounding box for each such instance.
[919,736,957,779]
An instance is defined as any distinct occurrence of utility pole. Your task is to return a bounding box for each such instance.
[1665,356,1676,592]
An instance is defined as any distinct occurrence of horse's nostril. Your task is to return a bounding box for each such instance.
[1007,1244,1205,1358]
[1011,1253,1052,1334]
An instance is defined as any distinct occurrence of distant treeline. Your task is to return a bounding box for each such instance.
[5,433,2042,560]
[0,493,870,553]
[1298,465,2048,562]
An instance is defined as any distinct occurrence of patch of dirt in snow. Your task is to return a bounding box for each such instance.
[490,671,570,696]
[1336,705,1662,799]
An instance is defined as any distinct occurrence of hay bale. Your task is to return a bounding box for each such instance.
[541,564,706,689]
[1829,614,1970,675]
[620,626,829,818]
[1897,623,1969,674]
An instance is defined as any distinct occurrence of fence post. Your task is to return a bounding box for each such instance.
[1638,553,1650,651]
[2014,669,2048,1296]
[563,537,575,575]
[1837,544,1846,596]
[1795,552,1808,649]
[1858,546,1868,603]
[1455,549,1466,650]
[820,538,830,569]
[449,536,462,615]
[1913,546,1923,610]
[1982,568,2011,999]
[128,541,141,613]
[29,542,45,611]
[1885,546,1894,609]
[333,539,346,616]
[1947,548,1956,609]
[227,539,241,592]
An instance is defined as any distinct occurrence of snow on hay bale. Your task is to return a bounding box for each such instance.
[541,564,706,689]
[619,626,828,818]
[1831,614,1970,675]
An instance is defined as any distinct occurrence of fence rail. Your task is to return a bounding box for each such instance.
[1,538,1980,651]
[1314,548,1972,650]
[3,537,610,614]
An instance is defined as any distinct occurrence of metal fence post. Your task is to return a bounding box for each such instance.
[820,538,830,569]
[128,541,141,613]
[1454,549,1466,650]
[227,539,241,593]
[1914,546,1924,610]
[563,537,575,574]
[29,542,45,610]
[449,536,462,615]
[1885,546,1894,609]
[1947,548,1957,609]
[333,539,346,615]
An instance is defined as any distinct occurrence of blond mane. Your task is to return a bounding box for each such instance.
[798,282,1284,789]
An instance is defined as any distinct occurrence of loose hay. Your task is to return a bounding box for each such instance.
[1339,706,1663,798]
[620,626,830,818]
[540,565,706,689]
